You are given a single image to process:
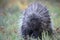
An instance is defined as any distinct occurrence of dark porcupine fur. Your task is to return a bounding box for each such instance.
[21,2,54,40]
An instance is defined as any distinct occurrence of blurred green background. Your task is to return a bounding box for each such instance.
[0,0,60,40]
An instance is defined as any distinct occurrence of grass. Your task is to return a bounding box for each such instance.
[0,1,60,40]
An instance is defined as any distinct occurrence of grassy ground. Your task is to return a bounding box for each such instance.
[0,0,60,40]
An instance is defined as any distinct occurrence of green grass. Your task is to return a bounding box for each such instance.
[0,1,60,40]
